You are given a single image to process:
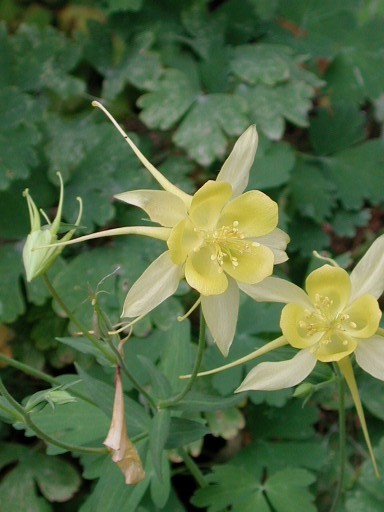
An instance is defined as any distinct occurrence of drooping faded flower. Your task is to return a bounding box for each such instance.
[23,172,83,281]
[47,102,289,355]
[104,366,145,485]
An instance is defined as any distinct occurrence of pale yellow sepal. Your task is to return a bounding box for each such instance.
[338,356,379,478]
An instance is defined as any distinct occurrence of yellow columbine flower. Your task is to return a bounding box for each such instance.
[23,172,83,282]
[228,234,384,476]
[49,102,289,355]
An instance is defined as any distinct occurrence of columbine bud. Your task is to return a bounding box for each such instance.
[293,382,315,399]
[22,172,83,281]
[24,387,77,413]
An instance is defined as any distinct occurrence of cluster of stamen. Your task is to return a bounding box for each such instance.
[298,293,357,348]
[195,221,259,273]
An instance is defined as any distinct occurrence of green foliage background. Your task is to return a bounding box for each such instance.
[1,0,384,510]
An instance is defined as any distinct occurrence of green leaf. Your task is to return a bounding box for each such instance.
[0,445,81,510]
[57,337,113,366]
[73,365,150,435]
[11,24,85,97]
[359,372,384,422]
[345,437,384,510]
[192,465,315,512]
[309,106,366,155]
[31,453,81,502]
[138,68,198,130]
[265,468,316,512]
[324,139,384,209]
[0,462,51,512]
[102,31,163,99]
[181,3,226,62]
[234,440,326,475]
[0,244,25,323]
[100,0,143,14]
[346,490,384,512]
[149,450,171,508]
[191,465,266,512]
[51,237,164,329]
[248,400,319,440]
[272,1,359,58]
[173,93,249,165]
[172,391,244,412]
[289,215,330,256]
[48,121,152,229]
[137,356,172,399]
[231,44,293,85]
[164,417,209,449]
[79,451,150,512]
[149,409,171,480]
[249,136,295,190]
[324,21,384,104]
[238,81,314,139]
[290,158,335,222]
[332,209,371,238]
[158,319,194,392]
[30,399,110,455]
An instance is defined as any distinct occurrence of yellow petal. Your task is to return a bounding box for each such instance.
[236,348,317,392]
[222,244,274,284]
[167,219,201,264]
[216,125,258,197]
[355,335,384,381]
[239,276,311,307]
[218,190,278,238]
[189,181,232,230]
[280,303,322,349]
[185,247,228,295]
[254,227,290,264]
[306,265,351,315]
[343,295,381,338]
[115,190,187,227]
[122,251,183,318]
[350,233,384,301]
[315,332,357,362]
[201,277,239,356]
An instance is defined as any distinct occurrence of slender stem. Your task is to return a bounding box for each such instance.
[111,342,158,409]
[0,354,57,385]
[330,366,346,512]
[179,335,287,379]
[0,378,107,455]
[0,354,95,405]
[159,309,206,408]
[92,301,157,409]
[178,447,208,488]
[43,274,115,364]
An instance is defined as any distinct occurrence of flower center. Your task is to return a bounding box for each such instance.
[298,293,357,347]
[195,220,259,273]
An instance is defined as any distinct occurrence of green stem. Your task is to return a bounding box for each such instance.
[330,366,346,512]
[43,274,115,364]
[159,309,206,408]
[0,378,107,455]
[178,447,208,488]
[0,354,57,385]
[92,301,157,409]
[0,354,95,405]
